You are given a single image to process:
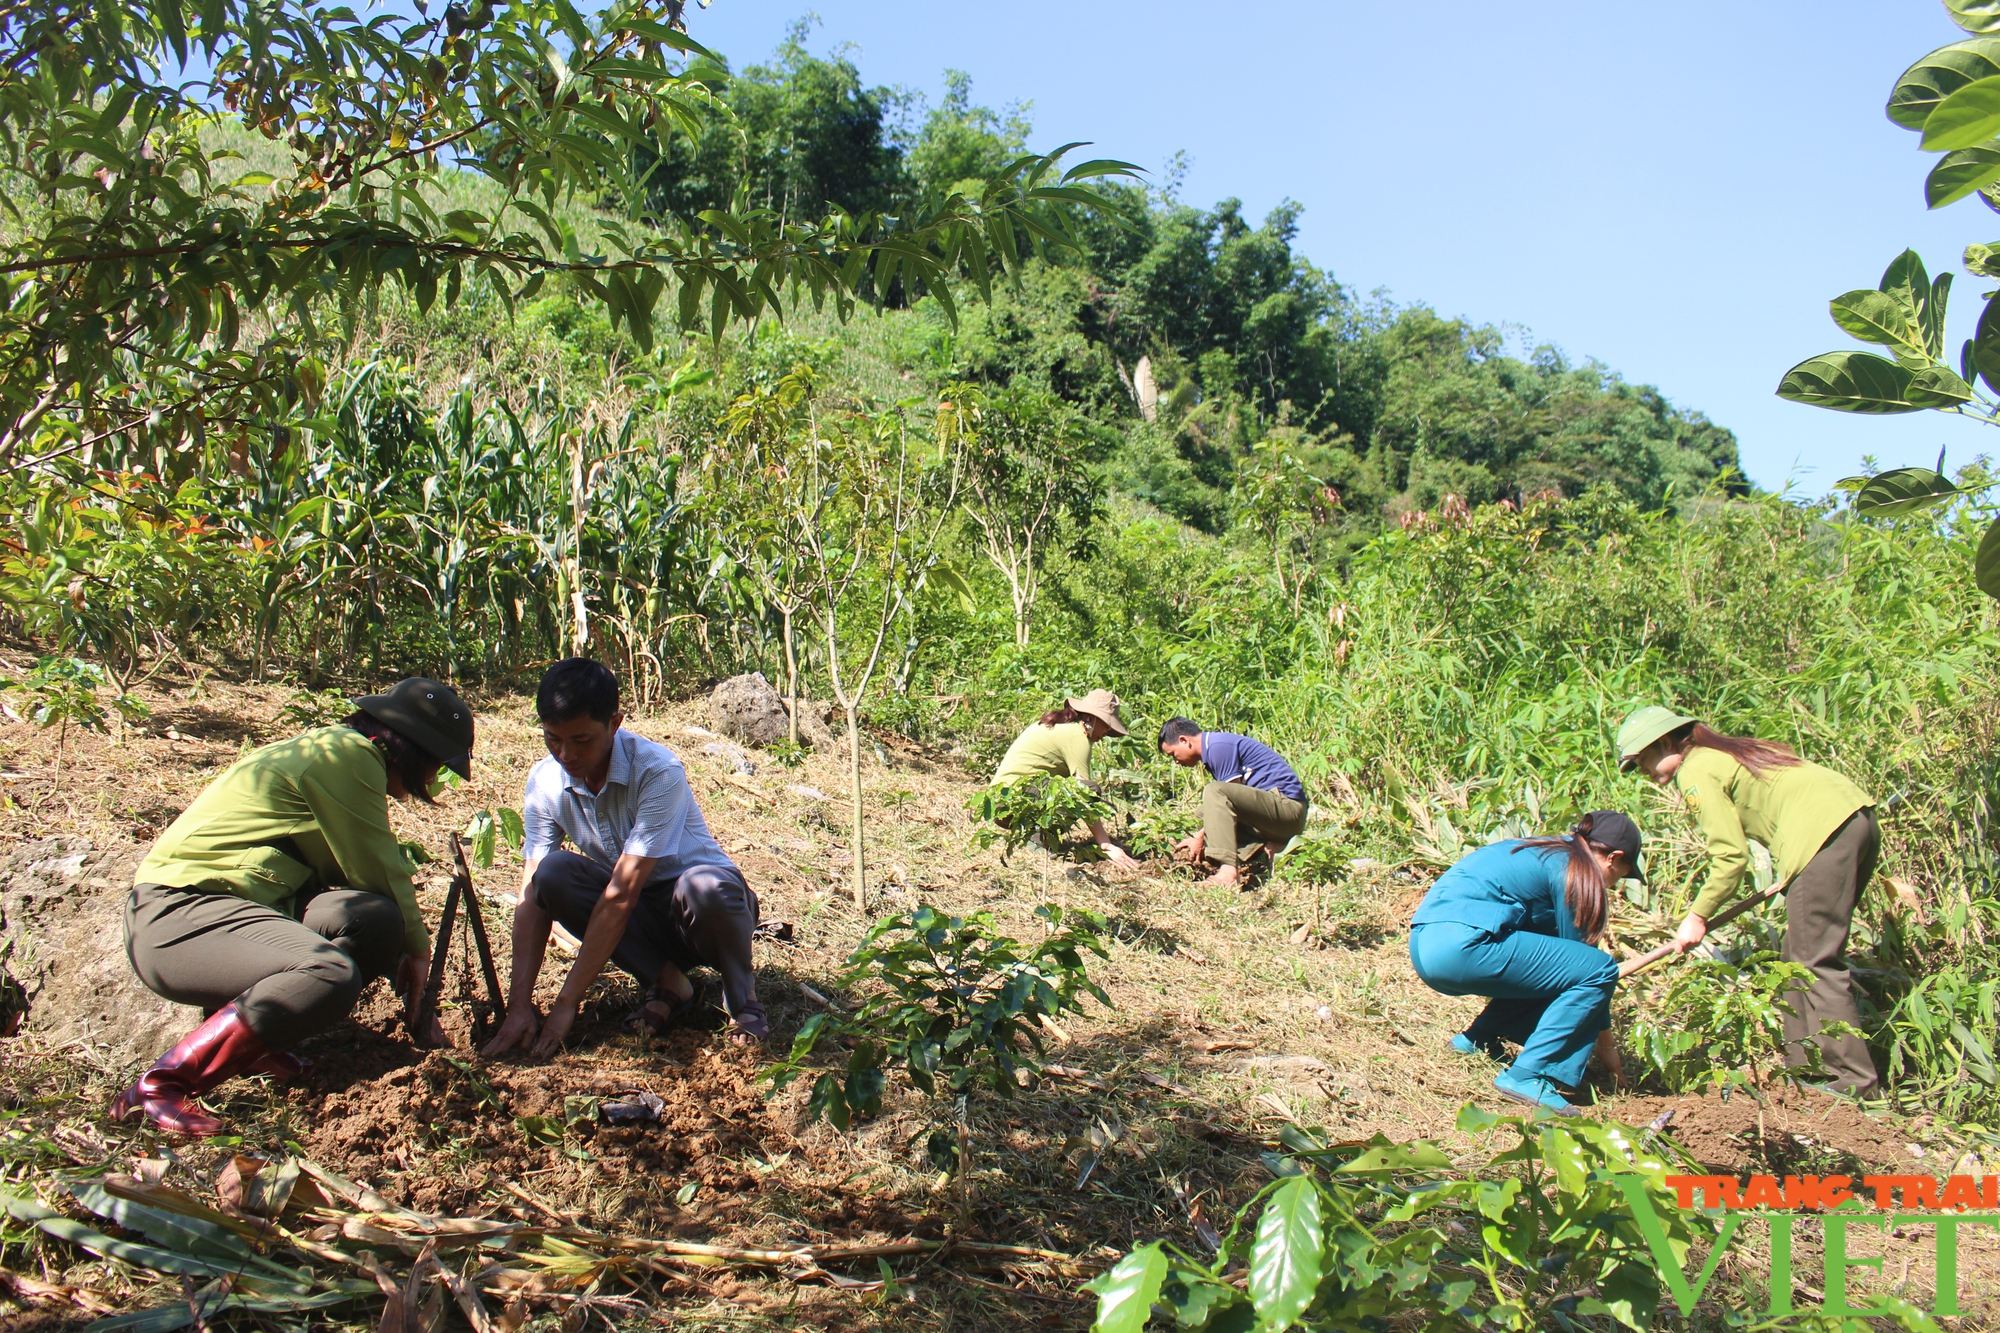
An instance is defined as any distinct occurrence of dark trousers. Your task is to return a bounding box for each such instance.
[125,883,405,1048]
[530,850,766,1036]
[1783,809,1881,1097]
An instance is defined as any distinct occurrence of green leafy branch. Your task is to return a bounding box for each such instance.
[966,773,1111,861]
[763,903,1110,1132]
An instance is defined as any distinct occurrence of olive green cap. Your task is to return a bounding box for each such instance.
[1616,705,1695,772]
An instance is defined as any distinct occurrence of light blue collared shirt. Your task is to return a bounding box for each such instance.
[521,728,732,884]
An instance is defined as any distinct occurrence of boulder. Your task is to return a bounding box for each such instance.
[708,673,790,747]
[1,836,201,1069]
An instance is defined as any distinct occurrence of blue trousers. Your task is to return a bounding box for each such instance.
[1408,921,1617,1088]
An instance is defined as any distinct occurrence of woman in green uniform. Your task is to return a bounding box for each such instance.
[988,689,1136,866]
[115,678,476,1136]
[1617,706,1880,1098]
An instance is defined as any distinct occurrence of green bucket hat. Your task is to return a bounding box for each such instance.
[354,677,476,779]
[1615,705,1695,772]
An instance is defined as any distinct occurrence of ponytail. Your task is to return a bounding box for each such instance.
[1511,813,1612,943]
[1685,722,1799,778]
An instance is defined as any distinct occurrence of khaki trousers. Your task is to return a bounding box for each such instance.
[1201,781,1308,869]
[1781,808,1881,1097]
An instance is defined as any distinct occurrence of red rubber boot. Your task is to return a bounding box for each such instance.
[110,1003,271,1137]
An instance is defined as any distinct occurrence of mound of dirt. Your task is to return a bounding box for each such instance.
[0,835,199,1066]
[278,989,851,1232]
[1607,1084,1919,1172]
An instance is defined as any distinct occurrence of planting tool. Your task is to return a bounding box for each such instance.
[411,833,508,1047]
[1617,880,1787,979]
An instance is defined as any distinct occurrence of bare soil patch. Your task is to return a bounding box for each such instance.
[1608,1085,1921,1174]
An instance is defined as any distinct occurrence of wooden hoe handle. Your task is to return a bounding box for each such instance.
[1616,880,1787,980]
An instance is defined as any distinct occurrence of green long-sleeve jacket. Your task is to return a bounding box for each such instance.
[135,726,431,957]
[1676,746,1873,920]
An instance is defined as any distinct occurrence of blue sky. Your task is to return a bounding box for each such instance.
[681,0,2000,494]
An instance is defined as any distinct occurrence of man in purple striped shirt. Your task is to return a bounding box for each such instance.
[1158,718,1310,887]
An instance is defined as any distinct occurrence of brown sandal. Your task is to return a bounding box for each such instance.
[624,986,695,1038]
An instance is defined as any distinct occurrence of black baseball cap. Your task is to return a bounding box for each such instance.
[1579,810,1645,881]
[354,678,476,779]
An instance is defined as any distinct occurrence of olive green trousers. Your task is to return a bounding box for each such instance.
[1201,781,1308,869]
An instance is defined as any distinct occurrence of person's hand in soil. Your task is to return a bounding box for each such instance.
[480,1002,541,1056]
[1173,829,1206,864]
[396,955,451,1047]
[1100,843,1139,868]
[532,997,581,1057]
[1672,911,1708,955]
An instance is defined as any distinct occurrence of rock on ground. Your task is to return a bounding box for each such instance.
[708,672,839,750]
[1,836,200,1069]
[708,673,790,747]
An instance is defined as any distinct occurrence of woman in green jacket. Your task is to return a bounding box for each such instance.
[988,689,1136,866]
[115,678,475,1136]
[1616,706,1879,1098]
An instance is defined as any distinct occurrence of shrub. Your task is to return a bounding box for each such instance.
[966,774,1111,860]
[1627,953,1830,1096]
[764,904,1110,1135]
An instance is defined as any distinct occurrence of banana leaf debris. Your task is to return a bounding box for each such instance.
[0,1152,1104,1329]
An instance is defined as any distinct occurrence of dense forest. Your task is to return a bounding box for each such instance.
[641,25,1745,533]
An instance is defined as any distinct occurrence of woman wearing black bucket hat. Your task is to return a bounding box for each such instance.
[113,677,476,1136]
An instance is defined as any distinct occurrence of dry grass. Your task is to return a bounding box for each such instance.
[2,666,1995,1327]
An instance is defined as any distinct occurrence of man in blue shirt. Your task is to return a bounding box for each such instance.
[482,658,766,1057]
[1158,718,1309,886]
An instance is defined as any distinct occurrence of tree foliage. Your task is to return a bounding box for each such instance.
[0,1,1132,473]
[1776,1,2000,598]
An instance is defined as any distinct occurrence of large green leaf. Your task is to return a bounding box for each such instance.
[1924,74,2000,150]
[1881,249,1933,317]
[1949,0,2000,35]
[1926,272,1955,357]
[1777,351,1930,413]
[1903,365,1972,407]
[1846,467,1960,517]
[1249,1177,1323,1330]
[1976,293,2000,395]
[1829,288,1923,353]
[1929,144,2000,207]
[1977,515,2000,600]
[1889,39,2000,128]
[87,1287,369,1333]
[1965,239,2000,276]
[1086,1241,1168,1333]
[0,1191,250,1282]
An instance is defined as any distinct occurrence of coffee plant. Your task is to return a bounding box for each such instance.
[764,903,1110,1132]
[967,774,1113,861]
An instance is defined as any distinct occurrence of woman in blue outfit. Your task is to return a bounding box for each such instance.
[1408,811,1643,1116]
